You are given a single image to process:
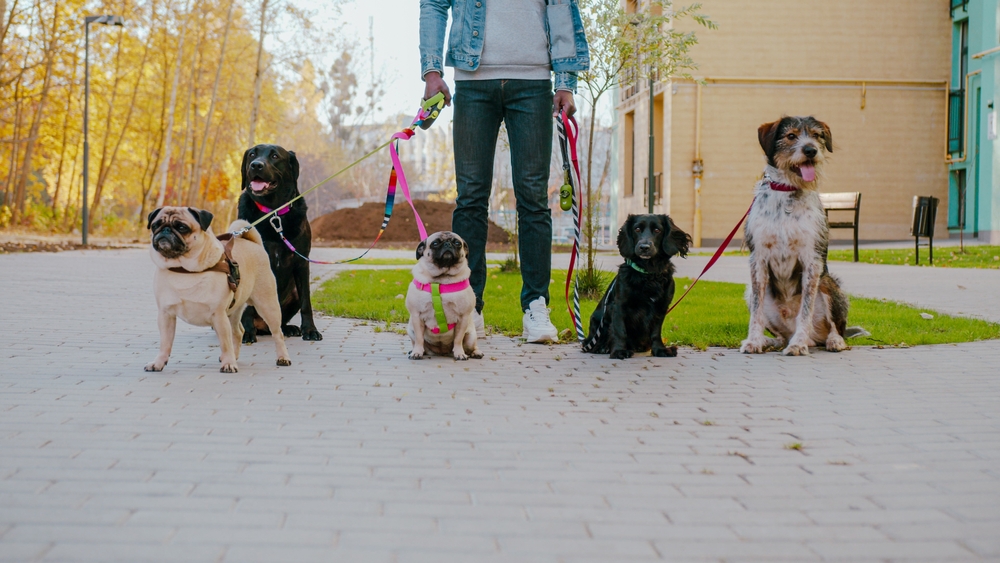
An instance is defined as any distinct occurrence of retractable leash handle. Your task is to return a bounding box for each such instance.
[418,92,446,130]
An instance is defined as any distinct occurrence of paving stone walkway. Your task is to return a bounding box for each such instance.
[1,249,999,562]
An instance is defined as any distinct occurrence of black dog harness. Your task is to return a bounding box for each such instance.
[168,235,241,307]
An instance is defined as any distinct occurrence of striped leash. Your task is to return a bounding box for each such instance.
[556,111,586,342]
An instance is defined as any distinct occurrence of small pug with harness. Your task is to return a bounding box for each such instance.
[405,231,482,361]
[145,206,291,373]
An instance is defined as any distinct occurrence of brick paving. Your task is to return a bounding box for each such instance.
[1,248,999,562]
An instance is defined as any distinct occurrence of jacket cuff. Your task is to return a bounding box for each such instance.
[421,55,444,80]
[554,71,577,93]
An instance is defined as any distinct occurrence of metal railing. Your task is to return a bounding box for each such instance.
[643,172,663,204]
[951,0,968,14]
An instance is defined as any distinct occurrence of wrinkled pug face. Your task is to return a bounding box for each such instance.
[146,206,214,259]
[416,231,469,270]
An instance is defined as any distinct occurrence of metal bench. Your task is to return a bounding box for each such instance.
[819,192,862,262]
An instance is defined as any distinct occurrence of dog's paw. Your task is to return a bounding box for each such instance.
[143,360,166,372]
[740,338,766,354]
[276,358,292,367]
[242,332,257,344]
[609,349,633,360]
[219,363,239,373]
[408,350,424,360]
[764,337,785,351]
[653,346,678,358]
[453,352,469,361]
[301,328,323,341]
[469,349,484,360]
[282,325,301,337]
[825,334,847,352]
[782,341,811,356]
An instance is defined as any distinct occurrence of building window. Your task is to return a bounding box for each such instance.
[949,91,965,154]
[949,20,968,154]
[624,111,635,197]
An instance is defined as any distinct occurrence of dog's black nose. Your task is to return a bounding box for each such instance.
[637,243,652,253]
[250,161,264,172]
[803,146,818,158]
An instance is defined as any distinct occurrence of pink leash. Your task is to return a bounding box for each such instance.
[389,128,428,241]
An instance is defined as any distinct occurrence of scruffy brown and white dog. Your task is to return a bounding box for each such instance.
[740,116,851,356]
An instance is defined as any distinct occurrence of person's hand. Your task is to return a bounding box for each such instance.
[554,90,576,118]
[423,72,452,106]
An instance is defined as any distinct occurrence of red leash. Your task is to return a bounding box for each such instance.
[667,196,756,314]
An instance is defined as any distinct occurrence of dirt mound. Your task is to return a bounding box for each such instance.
[311,200,510,244]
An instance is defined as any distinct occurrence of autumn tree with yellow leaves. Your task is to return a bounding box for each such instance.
[0,0,370,236]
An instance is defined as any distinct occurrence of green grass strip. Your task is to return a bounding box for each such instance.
[691,247,1000,269]
[827,246,1000,268]
[342,257,504,266]
[313,269,1000,349]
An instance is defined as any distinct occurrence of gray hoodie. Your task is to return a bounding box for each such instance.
[454,0,552,81]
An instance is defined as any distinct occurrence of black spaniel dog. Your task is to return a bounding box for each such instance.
[582,214,691,359]
[237,144,322,343]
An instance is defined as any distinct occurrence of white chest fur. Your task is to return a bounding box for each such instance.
[746,181,826,275]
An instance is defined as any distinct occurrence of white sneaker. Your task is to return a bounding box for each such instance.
[522,297,558,344]
[473,310,486,339]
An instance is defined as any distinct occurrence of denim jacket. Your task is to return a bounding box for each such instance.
[419,0,591,92]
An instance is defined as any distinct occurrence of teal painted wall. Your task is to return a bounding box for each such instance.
[950,0,1000,243]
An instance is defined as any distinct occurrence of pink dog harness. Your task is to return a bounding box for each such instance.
[413,279,471,334]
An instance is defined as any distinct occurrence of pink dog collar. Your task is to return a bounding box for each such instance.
[254,200,292,215]
[412,279,471,294]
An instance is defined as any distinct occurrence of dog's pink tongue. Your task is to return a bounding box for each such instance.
[799,165,816,182]
[250,180,268,192]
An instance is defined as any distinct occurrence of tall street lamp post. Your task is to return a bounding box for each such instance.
[82,14,124,245]
[629,17,657,213]
[647,72,655,213]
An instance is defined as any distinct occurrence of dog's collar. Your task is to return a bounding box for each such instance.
[625,259,649,274]
[413,279,470,334]
[254,200,291,215]
[768,181,799,192]
[412,279,471,294]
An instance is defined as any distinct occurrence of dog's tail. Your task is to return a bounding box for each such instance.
[844,326,871,339]
[227,220,262,245]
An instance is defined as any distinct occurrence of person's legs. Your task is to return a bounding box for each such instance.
[501,79,554,311]
[452,80,503,314]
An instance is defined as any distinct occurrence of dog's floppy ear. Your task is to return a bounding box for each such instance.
[187,207,214,232]
[661,216,692,258]
[462,239,469,256]
[617,215,637,259]
[415,239,427,261]
[757,119,783,165]
[146,208,162,230]
[240,147,253,190]
[816,119,833,153]
[288,150,300,185]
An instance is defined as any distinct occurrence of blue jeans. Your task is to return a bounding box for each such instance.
[452,79,553,313]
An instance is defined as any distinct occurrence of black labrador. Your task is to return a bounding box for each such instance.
[582,214,691,359]
[237,144,323,342]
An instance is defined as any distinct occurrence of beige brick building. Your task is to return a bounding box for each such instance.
[615,0,952,244]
